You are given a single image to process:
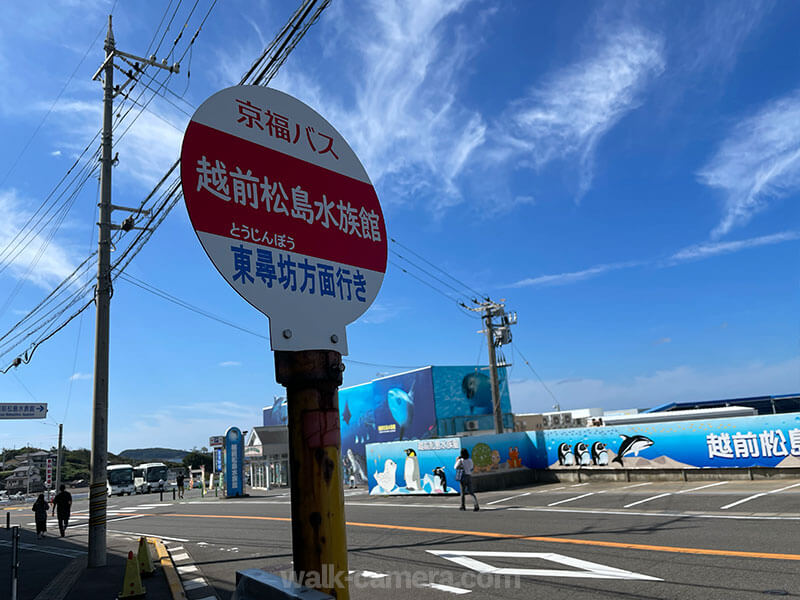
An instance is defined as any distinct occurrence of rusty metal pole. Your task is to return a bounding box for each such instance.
[275,349,349,599]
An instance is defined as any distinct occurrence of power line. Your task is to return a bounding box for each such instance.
[514,345,560,407]
[390,236,489,303]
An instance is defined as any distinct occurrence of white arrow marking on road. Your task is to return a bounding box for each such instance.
[427,550,661,581]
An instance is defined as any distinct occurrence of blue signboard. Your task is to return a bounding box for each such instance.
[0,403,48,419]
[214,447,223,472]
[224,426,244,497]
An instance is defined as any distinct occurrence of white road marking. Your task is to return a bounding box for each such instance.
[675,481,728,494]
[427,550,661,581]
[720,482,800,510]
[107,529,189,542]
[177,564,199,574]
[358,571,388,579]
[486,492,531,505]
[533,486,566,493]
[171,552,191,562]
[508,506,800,521]
[570,483,589,487]
[0,540,85,558]
[183,577,207,590]
[421,582,471,594]
[547,492,602,507]
[623,493,672,508]
[168,545,185,552]
[619,482,653,489]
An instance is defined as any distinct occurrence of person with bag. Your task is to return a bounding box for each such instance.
[454,448,479,511]
[32,494,49,538]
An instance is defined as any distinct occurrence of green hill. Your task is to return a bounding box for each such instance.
[118,447,188,463]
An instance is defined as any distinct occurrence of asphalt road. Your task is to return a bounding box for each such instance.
[6,479,800,599]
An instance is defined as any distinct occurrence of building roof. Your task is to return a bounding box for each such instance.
[644,393,800,415]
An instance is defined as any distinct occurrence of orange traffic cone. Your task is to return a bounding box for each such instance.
[137,537,155,576]
[119,550,146,598]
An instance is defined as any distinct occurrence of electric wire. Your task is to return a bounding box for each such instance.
[390,236,489,303]
[514,344,560,407]
[0,0,328,373]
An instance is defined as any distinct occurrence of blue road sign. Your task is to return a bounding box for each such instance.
[224,426,244,497]
[0,403,47,419]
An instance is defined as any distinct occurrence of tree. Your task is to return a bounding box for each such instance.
[182,450,212,472]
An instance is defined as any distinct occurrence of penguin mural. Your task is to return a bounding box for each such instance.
[591,442,609,466]
[557,442,574,466]
[404,448,421,491]
[432,466,448,493]
[574,442,591,466]
[374,459,397,492]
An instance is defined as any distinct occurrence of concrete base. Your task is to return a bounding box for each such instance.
[233,569,334,600]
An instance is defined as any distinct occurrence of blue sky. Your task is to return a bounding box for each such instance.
[0,0,797,454]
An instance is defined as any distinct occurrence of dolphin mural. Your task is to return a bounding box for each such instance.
[612,434,654,466]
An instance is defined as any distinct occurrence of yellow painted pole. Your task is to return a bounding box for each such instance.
[275,350,349,599]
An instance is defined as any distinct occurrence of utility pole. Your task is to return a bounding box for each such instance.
[483,306,504,434]
[88,15,179,568]
[467,300,517,434]
[54,423,63,493]
[275,350,349,599]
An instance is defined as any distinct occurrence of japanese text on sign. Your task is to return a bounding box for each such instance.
[196,155,382,242]
[418,439,460,451]
[706,429,800,459]
[230,245,368,302]
[234,98,339,159]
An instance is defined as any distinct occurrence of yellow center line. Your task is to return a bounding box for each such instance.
[153,513,800,562]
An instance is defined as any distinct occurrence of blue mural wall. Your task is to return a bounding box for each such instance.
[366,438,462,495]
[263,397,288,426]
[367,412,800,494]
[431,366,512,418]
[535,412,800,469]
[340,367,438,486]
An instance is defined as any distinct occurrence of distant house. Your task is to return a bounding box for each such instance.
[4,464,42,492]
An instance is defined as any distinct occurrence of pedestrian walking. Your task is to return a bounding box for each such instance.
[176,473,185,499]
[455,448,479,511]
[52,484,72,537]
[32,494,48,538]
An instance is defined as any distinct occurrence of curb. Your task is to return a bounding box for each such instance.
[150,537,186,600]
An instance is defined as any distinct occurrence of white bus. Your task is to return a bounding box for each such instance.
[107,464,135,496]
[134,462,169,493]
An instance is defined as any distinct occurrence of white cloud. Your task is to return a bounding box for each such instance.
[69,372,91,381]
[510,357,800,414]
[669,231,800,263]
[653,337,671,346]
[496,27,664,198]
[50,150,62,157]
[509,261,640,288]
[699,89,800,238]
[271,0,486,213]
[0,189,77,289]
[510,229,798,289]
[218,361,241,367]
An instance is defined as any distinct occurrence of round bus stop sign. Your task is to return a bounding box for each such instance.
[180,86,387,353]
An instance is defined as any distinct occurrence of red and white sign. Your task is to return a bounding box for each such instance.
[181,86,387,352]
[46,457,53,488]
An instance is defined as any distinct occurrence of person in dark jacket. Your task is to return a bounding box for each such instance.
[176,473,185,499]
[32,494,48,538]
[51,485,72,537]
